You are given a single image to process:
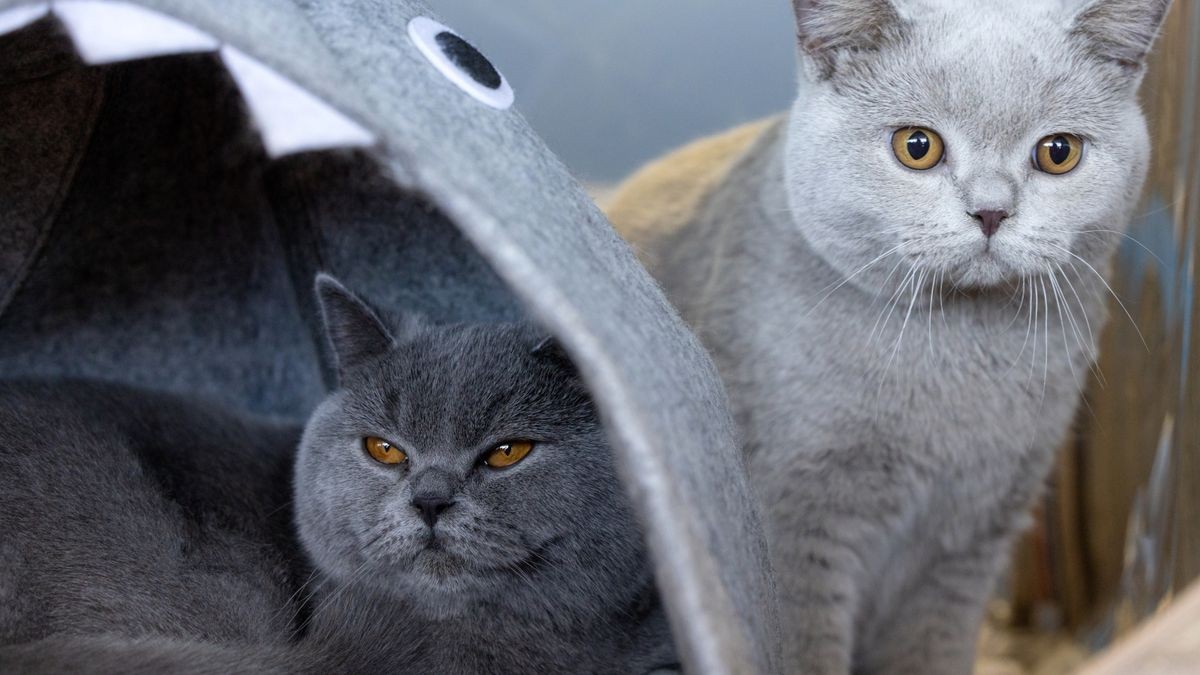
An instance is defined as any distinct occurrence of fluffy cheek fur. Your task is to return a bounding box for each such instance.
[294,400,389,583]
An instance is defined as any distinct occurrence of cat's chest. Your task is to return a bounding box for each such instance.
[736,289,1085,471]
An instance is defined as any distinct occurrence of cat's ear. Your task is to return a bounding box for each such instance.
[792,0,902,80]
[315,274,395,379]
[531,335,578,375]
[1070,0,1172,72]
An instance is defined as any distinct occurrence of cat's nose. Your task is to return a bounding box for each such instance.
[411,495,455,528]
[971,209,1009,238]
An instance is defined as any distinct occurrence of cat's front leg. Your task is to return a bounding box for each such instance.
[772,520,860,674]
[758,448,907,674]
[856,538,1009,675]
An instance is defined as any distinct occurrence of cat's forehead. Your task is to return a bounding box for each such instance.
[342,326,583,451]
[840,0,1129,143]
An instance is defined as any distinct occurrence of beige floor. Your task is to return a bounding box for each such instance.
[977,604,1088,675]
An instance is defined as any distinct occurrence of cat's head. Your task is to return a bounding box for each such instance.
[785,0,1170,292]
[294,275,649,620]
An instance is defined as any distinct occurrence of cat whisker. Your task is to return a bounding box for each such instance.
[1078,229,1166,267]
[1132,197,1184,221]
[873,267,925,401]
[1048,242,1148,351]
[1042,227,1167,268]
[937,269,950,332]
[284,521,400,637]
[1028,275,1042,387]
[869,265,917,346]
[1054,263,1107,388]
[276,567,322,637]
[806,243,905,316]
[1040,278,1051,400]
[1049,271,1100,419]
[1049,270,1088,363]
[1005,276,1036,378]
[264,498,294,519]
[1046,273,1080,396]
[1001,275,1028,334]
[304,558,376,632]
[883,268,925,377]
[926,267,938,359]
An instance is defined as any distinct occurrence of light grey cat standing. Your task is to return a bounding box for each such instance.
[0,274,676,674]
[609,0,1170,672]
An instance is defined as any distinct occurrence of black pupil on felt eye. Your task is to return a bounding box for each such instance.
[907,131,930,160]
[434,32,502,90]
[1049,136,1071,165]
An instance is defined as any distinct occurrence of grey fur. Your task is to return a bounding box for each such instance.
[0,276,675,673]
[0,5,777,668]
[792,0,904,79]
[296,278,677,673]
[0,381,305,648]
[635,0,1170,672]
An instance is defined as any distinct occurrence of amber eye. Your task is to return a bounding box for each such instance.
[1033,134,1083,175]
[891,127,945,170]
[483,441,534,469]
[365,437,407,465]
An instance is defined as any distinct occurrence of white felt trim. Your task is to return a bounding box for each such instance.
[0,3,49,35]
[1,2,375,158]
[408,16,514,111]
[219,45,375,158]
[52,0,218,64]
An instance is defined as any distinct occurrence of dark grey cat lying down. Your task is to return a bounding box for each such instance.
[0,275,677,674]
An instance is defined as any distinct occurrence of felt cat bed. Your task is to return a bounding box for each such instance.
[0,0,778,671]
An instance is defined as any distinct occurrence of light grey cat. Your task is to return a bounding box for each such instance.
[0,274,676,674]
[610,0,1170,672]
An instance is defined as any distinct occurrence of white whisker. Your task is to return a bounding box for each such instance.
[1040,278,1050,399]
[1048,242,1147,350]
[1054,262,1106,387]
[807,243,905,316]
[871,266,917,345]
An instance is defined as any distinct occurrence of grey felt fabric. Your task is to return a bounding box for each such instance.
[0,1,780,672]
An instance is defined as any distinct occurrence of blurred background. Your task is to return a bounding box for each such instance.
[435,0,1199,671]
[432,0,797,185]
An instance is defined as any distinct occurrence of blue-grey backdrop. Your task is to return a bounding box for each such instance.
[433,0,798,183]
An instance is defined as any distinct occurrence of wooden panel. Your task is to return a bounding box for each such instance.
[1007,0,1200,642]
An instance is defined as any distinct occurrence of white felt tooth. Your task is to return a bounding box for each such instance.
[219,46,375,158]
[52,0,218,64]
[0,3,49,35]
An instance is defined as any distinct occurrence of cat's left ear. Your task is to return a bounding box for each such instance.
[531,335,578,375]
[1070,0,1172,72]
[315,274,395,380]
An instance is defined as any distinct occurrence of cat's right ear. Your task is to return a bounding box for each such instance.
[792,0,902,80]
[1069,0,1172,74]
[315,274,395,380]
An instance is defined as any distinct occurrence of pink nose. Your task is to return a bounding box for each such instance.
[972,209,1008,238]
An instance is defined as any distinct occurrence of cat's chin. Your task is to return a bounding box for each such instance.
[943,248,1033,292]
[950,264,1016,291]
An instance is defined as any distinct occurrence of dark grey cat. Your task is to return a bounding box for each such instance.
[0,379,305,649]
[0,274,676,674]
[290,275,677,673]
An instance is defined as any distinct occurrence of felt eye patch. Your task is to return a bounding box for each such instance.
[1033,134,1083,175]
[408,17,514,110]
[365,437,408,465]
[483,441,534,469]
[891,127,945,170]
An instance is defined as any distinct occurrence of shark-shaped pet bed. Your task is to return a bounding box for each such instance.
[0,1,779,672]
